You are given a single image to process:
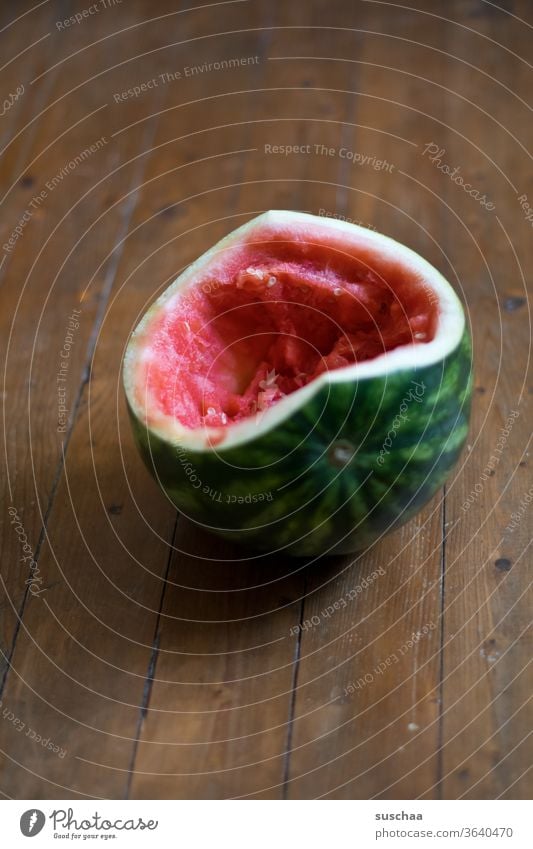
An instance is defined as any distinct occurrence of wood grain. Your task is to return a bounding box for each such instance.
[0,0,530,800]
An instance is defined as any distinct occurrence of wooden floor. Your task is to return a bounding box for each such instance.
[0,0,531,800]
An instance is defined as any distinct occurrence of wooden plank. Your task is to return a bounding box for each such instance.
[0,0,175,695]
[281,3,456,798]
[128,5,380,800]
[0,0,174,794]
[0,2,55,158]
[0,0,223,795]
[433,1,532,800]
[0,0,280,799]
[0,0,250,684]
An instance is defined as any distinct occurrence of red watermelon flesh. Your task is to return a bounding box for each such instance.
[143,240,437,430]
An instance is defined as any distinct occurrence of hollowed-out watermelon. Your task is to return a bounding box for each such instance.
[123,211,472,556]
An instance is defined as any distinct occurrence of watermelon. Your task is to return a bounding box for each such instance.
[123,211,472,556]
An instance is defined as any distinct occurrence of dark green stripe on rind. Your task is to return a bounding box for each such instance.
[128,328,472,556]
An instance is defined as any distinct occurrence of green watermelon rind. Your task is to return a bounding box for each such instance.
[124,211,472,556]
[127,327,472,557]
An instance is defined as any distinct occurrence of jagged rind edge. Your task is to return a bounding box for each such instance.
[127,326,472,556]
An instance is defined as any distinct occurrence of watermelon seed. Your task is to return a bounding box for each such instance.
[328,440,356,467]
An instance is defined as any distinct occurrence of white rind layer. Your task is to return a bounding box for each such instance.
[123,210,466,451]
